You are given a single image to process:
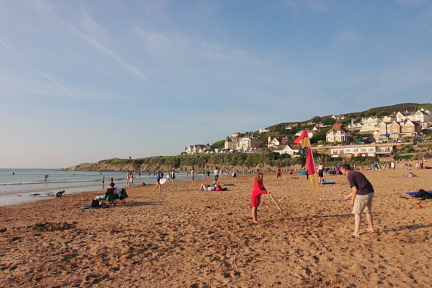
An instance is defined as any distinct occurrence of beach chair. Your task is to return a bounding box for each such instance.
[118,188,129,204]
[104,188,118,205]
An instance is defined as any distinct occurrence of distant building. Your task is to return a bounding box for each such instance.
[330,144,395,157]
[185,144,211,154]
[326,123,352,143]
[267,136,289,149]
[331,114,345,120]
[275,144,302,155]
[225,133,260,150]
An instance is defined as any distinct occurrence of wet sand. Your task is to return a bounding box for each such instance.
[1,168,431,287]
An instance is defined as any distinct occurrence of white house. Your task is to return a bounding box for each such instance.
[360,117,384,133]
[326,123,352,143]
[330,144,394,157]
[275,144,302,155]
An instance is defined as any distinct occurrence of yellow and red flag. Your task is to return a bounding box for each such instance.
[294,129,321,198]
[294,129,311,148]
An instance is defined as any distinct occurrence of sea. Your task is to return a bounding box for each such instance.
[0,169,191,207]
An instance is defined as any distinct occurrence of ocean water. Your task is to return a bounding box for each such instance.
[0,169,193,207]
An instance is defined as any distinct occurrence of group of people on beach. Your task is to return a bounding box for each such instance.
[251,163,375,237]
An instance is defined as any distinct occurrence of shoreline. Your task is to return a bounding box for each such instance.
[1,169,432,287]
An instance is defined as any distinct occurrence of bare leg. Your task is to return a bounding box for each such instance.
[252,207,258,223]
[353,214,361,237]
[365,213,374,232]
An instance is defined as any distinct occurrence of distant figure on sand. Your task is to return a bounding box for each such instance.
[276,167,281,179]
[341,164,375,237]
[318,162,324,185]
[214,168,219,182]
[56,190,65,197]
[250,173,269,224]
[153,170,163,192]
[44,175,48,181]
[232,169,237,180]
[191,167,195,183]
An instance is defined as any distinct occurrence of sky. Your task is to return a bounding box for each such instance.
[1,0,431,168]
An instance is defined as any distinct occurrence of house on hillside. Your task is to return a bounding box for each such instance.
[400,120,421,138]
[330,144,395,157]
[382,115,396,123]
[331,114,345,120]
[360,117,384,133]
[326,123,352,143]
[347,121,362,132]
[410,109,431,123]
[225,133,260,151]
[388,121,401,141]
[267,136,289,149]
[275,144,302,155]
[259,128,269,133]
[396,111,413,122]
[185,144,210,154]
[239,137,260,150]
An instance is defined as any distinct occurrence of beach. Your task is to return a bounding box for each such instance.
[1,168,431,287]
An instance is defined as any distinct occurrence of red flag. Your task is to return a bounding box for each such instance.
[306,148,320,197]
[294,129,311,148]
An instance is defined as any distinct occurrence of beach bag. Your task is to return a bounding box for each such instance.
[91,200,100,207]
[215,185,222,191]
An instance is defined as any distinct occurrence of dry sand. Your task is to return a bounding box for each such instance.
[1,167,432,287]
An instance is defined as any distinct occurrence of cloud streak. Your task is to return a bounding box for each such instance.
[67,7,149,84]
[0,40,79,100]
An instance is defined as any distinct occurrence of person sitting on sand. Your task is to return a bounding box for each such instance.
[199,182,216,191]
[341,164,375,237]
[250,173,270,224]
[56,190,65,197]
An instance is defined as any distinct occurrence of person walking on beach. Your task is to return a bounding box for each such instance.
[190,167,195,183]
[250,173,270,224]
[318,162,324,185]
[276,167,281,179]
[125,172,130,186]
[214,168,219,182]
[341,164,375,237]
[153,170,163,192]
[129,172,134,186]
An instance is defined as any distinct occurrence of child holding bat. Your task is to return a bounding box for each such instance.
[250,173,270,223]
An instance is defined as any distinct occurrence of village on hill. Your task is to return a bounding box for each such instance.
[185,105,432,159]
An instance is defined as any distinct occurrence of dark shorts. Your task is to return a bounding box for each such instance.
[318,170,324,177]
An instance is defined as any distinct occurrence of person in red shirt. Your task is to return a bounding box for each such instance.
[250,173,270,223]
[276,167,281,179]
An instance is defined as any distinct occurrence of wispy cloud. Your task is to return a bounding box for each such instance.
[67,7,148,83]
[0,40,79,100]
[134,27,257,65]
[68,25,148,83]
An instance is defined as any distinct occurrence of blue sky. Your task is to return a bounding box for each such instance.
[1,0,431,168]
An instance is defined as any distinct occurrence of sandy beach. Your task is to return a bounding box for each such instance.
[1,167,431,287]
